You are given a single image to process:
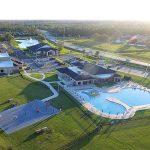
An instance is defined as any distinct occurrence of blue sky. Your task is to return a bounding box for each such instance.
[0,0,150,21]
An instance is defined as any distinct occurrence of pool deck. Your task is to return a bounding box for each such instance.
[62,81,150,119]
[106,97,130,110]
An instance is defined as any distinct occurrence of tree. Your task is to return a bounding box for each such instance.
[146,39,150,47]
[82,49,86,56]
[57,41,64,51]
[92,33,109,42]
[95,51,99,57]
[37,33,45,41]
[0,32,14,42]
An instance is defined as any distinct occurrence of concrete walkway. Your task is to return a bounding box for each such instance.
[23,70,59,102]
[106,97,131,110]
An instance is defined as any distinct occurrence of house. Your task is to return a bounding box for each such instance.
[28,43,58,57]
[57,67,95,85]
[128,42,146,47]
[57,62,121,85]
[0,52,20,75]
[135,42,146,47]
[112,39,126,44]
[128,35,137,44]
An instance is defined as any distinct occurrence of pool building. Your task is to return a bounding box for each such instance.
[57,62,121,85]
[0,52,20,75]
[28,43,58,57]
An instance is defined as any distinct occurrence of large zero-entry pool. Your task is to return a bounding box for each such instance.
[77,88,150,115]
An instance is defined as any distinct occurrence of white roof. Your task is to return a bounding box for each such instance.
[0,52,10,58]
[0,60,14,68]
[95,74,114,79]
[68,66,89,75]
[0,53,13,68]
[41,45,50,48]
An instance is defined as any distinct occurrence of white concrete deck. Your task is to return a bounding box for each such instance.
[63,82,150,119]
[106,97,130,110]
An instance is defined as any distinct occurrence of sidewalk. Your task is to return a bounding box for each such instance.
[23,70,59,102]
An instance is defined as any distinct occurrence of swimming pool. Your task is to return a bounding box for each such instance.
[77,87,150,115]
[16,39,39,48]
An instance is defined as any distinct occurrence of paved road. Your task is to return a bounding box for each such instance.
[40,30,150,68]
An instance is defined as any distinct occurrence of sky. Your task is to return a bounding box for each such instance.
[0,0,150,21]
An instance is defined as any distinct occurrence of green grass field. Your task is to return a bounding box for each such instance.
[71,117,150,150]
[62,38,150,63]
[0,76,96,150]
[44,72,59,82]
[42,40,56,48]
[30,73,44,80]
[0,75,52,112]
[1,73,150,150]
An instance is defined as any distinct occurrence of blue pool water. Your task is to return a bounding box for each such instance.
[16,39,39,48]
[77,88,150,115]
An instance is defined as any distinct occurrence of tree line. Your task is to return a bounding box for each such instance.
[1,20,150,41]
[37,21,150,38]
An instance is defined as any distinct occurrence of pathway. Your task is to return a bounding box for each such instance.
[23,70,59,102]
[106,97,131,110]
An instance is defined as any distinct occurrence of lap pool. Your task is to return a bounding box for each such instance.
[77,88,150,115]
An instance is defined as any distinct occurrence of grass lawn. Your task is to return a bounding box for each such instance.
[59,48,70,55]
[30,73,44,80]
[1,73,150,150]
[121,51,150,63]
[62,38,150,62]
[94,43,144,53]
[42,40,56,48]
[78,55,97,63]
[118,72,150,89]
[60,48,81,55]
[44,72,59,82]
[71,117,150,150]
[0,80,96,150]
[10,39,26,51]
[94,43,125,52]
[65,38,99,48]
[10,39,20,49]
[0,75,52,112]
